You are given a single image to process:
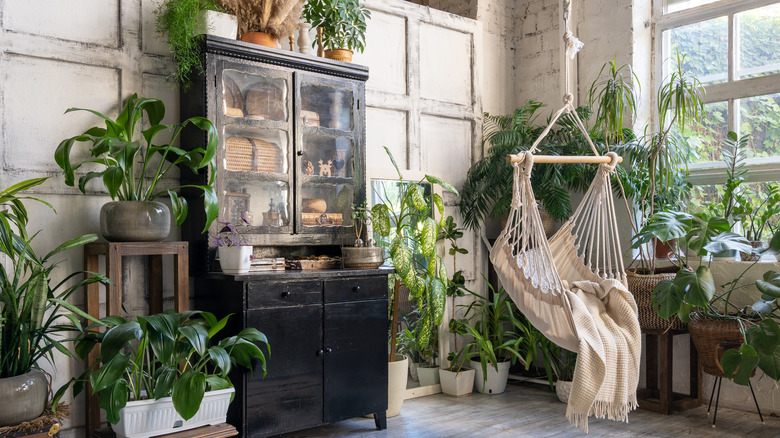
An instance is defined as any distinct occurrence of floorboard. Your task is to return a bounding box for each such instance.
[276,380,780,437]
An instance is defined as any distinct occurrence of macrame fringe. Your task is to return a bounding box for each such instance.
[566,397,639,433]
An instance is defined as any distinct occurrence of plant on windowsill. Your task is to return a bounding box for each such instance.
[0,178,108,427]
[211,216,252,274]
[303,0,371,62]
[54,93,218,242]
[217,0,303,48]
[53,310,269,437]
[735,183,780,261]
[342,202,384,269]
[154,0,237,91]
[632,207,780,385]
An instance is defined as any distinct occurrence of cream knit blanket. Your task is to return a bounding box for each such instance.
[564,279,641,433]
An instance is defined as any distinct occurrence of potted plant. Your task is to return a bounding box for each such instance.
[54,310,269,437]
[54,93,218,242]
[216,0,303,48]
[460,100,597,231]
[552,349,577,403]
[212,216,253,274]
[302,0,371,62]
[632,208,780,384]
[736,183,780,261]
[154,0,238,91]
[0,178,108,426]
[342,202,383,269]
[448,282,526,395]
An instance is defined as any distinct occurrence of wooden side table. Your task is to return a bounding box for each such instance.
[637,329,702,414]
[83,241,190,436]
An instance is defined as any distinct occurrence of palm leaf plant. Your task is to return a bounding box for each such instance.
[0,177,108,380]
[371,147,458,363]
[587,57,640,145]
[53,310,269,423]
[54,93,219,232]
[460,101,597,230]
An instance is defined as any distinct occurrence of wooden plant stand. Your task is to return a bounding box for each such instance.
[637,329,702,414]
[83,241,190,436]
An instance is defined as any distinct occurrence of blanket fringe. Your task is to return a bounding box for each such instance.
[566,396,639,433]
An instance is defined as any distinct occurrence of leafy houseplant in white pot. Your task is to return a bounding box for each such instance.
[55,310,269,438]
[449,282,525,395]
[212,217,253,274]
[302,0,371,62]
[55,93,218,242]
[0,178,108,426]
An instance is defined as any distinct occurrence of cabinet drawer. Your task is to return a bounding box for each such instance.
[248,280,322,308]
[324,276,387,303]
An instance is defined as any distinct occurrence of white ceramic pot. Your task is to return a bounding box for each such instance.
[387,355,408,418]
[416,365,440,387]
[112,388,234,438]
[555,380,573,403]
[439,367,474,397]
[196,10,238,39]
[218,246,252,274]
[469,359,510,395]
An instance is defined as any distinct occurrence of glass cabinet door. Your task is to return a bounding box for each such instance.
[217,61,293,233]
[296,74,362,234]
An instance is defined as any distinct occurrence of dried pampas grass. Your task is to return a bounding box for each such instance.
[218,0,303,39]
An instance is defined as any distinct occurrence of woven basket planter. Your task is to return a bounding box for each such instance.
[688,315,754,378]
[627,266,687,331]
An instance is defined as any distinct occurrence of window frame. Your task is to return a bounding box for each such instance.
[653,0,780,185]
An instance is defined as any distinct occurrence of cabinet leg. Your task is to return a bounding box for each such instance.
[373,411,387,430]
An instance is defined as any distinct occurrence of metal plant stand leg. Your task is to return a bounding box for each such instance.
[748,381,765,424]
[712,377,723,428]
[707,376,718,416]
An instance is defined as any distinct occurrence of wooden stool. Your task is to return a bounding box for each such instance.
[92,423,237,437]
[83,241,190,436]
[637,329,702,414]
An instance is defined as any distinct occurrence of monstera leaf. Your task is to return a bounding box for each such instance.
[702,231,752,255]
[746,319,780,380]
[652,279,683,320]
[756,271,780,299]
[687,216,730,255]
[721,344,759,386]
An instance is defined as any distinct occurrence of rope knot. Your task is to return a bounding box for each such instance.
[563,93,574,106]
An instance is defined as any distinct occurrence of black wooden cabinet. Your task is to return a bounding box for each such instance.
[181,36,369,273]
[195,270,389,437]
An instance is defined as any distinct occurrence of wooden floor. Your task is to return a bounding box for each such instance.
[278,380,780,437]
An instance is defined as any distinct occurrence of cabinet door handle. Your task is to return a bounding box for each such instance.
[297,151,304,156]
[324,347,333,355]
[352,285,361,293]
[316,349,324,356]
[281,291,291,298]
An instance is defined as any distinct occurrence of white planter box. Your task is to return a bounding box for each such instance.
[218,246,252,274]
[469,360,510,394]
[439,367,474,397]
[111,388,234,438]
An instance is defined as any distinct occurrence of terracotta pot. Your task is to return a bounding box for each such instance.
[654,238,676,259]
[241,32,278,48]
[100,201,171,242]
[0,370,48,426]
[324,48,353,62]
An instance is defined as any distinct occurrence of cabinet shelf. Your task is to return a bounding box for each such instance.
[302,175,353,185]
[299,123,353,138]
[225,169,289,183]
[222,115,289,131]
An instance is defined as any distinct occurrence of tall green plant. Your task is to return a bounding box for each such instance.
[460,101,596,229]
[0,178,108,379]
[371,147,458,361]
[54,310,269,423]
[303,0,371,52]
[587,57,640,144]
[55,93,219,232]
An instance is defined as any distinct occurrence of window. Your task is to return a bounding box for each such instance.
[654,0,780,186]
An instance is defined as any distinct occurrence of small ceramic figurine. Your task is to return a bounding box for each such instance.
[318,159,333,177]
[304,160,315,175]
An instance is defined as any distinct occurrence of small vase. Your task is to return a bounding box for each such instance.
[324,48,353,63]
[241,32,278,48]
[100,201,171,242]
[218,246,252,274]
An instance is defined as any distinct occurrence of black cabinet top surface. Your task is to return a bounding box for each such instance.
[202,35,369,82]
[204,267,393,281]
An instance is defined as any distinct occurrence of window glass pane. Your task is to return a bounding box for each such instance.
[736,4,780,79]
[677,101,729,163]
[690,182,780,241]
[665,0,719,13]
[739,93,780,158]
[665,16,728,85]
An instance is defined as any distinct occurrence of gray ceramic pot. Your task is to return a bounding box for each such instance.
[0,370,48,426]
[100,201,171,242]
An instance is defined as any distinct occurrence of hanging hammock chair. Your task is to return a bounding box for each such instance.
[488,2,641,431]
